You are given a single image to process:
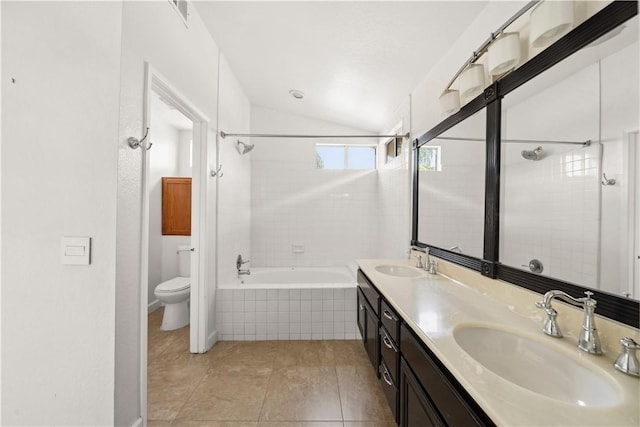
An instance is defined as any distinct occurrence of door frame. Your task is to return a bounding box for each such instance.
[139,63,211,421]
[628,130,640,298]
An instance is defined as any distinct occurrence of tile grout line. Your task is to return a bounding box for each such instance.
[255,358,276,424]
[334,364,346,427]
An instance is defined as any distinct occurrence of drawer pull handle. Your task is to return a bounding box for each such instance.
[383,310,395,321]
[383,335,394,350]
[382,367,394,386]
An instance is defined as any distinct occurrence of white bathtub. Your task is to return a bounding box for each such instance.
[220,266,356,288]
[216,265,360,341]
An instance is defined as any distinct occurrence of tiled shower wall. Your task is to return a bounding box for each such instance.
[501,144,601,287]
[215,287,359,341]
[249,106,410,268]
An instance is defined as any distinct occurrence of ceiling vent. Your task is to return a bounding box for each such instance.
[169,0,189,26]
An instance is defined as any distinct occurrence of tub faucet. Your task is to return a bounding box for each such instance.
[535,290,602,354]
[237,254,250,276]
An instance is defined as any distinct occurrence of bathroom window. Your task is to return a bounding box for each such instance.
[418,146,442,171]
[316,145,376,170]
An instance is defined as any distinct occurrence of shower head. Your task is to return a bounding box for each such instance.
[236,140,254,155]
[521,146,543,161]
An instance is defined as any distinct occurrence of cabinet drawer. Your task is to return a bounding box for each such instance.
[400,324,493,427]
[380,326,399,383]
[381,299,400,342]
[379,358,398,422]
[357,270,380,315]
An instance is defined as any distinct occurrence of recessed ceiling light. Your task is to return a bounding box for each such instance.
[289,89,304,99]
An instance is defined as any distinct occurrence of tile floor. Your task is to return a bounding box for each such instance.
[148,308,396,427]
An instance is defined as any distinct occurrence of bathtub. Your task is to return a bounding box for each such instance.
[216,266,360,341]
[227,266,355,287]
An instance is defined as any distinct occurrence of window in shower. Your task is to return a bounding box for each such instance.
[316,144,376,170]
[418,146,441,171]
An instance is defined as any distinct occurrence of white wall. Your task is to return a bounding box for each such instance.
[217,55,252,288]
[116,2,221,425]
[600,41,639,295]
[1,2,122,425]
[249,106,384,270]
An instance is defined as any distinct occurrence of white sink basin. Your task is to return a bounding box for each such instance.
[375,264,422,278]
[454,326,622,407]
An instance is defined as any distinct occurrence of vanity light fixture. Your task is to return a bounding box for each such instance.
[458,64,486,100]
[530,0,574,49]
[439,89,461,117]
[488,32,521,76]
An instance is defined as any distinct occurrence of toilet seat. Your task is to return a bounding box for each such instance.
[155,277,190,293]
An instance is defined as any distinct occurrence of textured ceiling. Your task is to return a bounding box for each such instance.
[195,1,488,132]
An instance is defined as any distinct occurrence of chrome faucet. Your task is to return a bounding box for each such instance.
[236,254,250,276]
[424,248,438,275]
[535,290,602,354]
[415,255,424,269]
[614,337,640,376]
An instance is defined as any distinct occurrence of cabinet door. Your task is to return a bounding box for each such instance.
[357,289,367,339]
[162,177,191,235]
[364,301,380,374]
[400,359,444,427]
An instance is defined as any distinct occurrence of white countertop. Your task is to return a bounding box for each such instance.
[357,259,640,427]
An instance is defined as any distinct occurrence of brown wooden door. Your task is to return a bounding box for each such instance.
[162,177,191,235]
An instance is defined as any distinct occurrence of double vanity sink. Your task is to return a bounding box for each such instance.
[359,259,639,426]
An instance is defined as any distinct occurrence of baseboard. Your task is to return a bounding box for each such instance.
[207,329,219,351]
[148,299,161,313]
[131,416,143,427]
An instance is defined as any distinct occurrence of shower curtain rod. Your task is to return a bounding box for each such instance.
[434,136,591,146]
[220,131,410,140]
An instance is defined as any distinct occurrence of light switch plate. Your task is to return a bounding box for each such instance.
[61,236,91,265]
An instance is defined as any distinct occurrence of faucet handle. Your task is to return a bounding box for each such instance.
[415,255,424,269]
[614,337,640,377]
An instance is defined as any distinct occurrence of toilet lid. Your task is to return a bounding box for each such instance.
[156,277,190,293]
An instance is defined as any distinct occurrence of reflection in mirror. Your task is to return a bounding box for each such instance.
[500,16,639,300]
[417,109,486,258]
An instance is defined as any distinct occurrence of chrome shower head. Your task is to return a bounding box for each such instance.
[521,146,543,161]
[236,140,254,155]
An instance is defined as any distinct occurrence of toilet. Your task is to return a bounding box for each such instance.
[154,245,191,331]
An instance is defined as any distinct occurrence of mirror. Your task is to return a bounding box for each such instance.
[417,108,486,258]
[500,15,639,300]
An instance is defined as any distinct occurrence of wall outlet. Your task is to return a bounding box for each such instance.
[292,244,305,254]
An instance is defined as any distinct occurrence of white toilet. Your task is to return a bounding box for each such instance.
[154,245,191,331]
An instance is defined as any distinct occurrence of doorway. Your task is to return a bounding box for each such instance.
[140,63,211,420]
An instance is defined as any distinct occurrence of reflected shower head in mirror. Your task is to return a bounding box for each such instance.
[236,140,254,155]
[521,146,543,161]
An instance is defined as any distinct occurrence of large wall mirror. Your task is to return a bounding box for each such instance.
[500,14,639,301]
[417,109,486,258]
[413,2,639,327]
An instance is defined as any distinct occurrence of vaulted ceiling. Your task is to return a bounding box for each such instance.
[195,1,488,132]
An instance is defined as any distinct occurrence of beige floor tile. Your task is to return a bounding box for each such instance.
[172,421,258,427]
[174,369,271,421]
[259,367,343,422]
[343,422,397,427]
[206,341,277,373]
[148,362,209,421]
[336,366,395,422]
[270,340,336,368]
[257,422,344,427]
[326,341,369,367]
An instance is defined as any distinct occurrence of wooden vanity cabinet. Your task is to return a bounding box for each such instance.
[400,324,494,427]
[356,269,495,427]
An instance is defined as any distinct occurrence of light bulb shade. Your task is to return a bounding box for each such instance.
[439,89,461,117]
[458,64,485,100]
[530,0,574,49]
[488,32,521,76]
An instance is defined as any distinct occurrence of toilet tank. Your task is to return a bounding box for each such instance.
[178,245,191,277]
